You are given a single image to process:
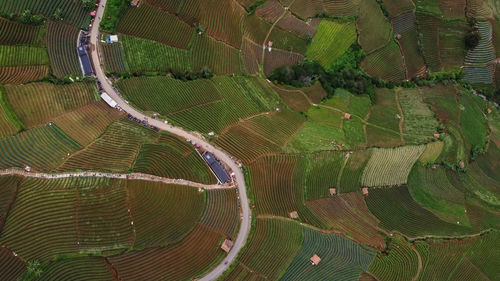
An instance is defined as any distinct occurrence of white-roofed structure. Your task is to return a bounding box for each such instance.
[100,92,117,108]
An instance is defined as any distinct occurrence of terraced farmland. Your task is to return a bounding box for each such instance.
[37,257,114,281]
[45,21,83,77]
[0,17,44,46]
[0,45,48,66]
[0,124,81,171]
[4,82,97,128]
[306,20,356,69]
[100,42,128,74]
[281,228,375,280]
[357,0,393,53]
[368,236,418,281]
[361,41,406,82]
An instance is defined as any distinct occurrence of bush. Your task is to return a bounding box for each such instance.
[465,31,481,50]
[99,0,130,33]
[82,0,97,10]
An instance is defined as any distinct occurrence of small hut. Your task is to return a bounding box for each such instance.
[362,187,369,196]
[289,211,298,219]
[434,133,440,139]
[344,113,351,119]
[329,188,336,195]
[221,239,233,253]
[310,254,321,265]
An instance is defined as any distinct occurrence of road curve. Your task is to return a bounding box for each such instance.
[89,1,251,279]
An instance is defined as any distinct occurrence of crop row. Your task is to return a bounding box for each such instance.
[0,65,48,85]
[45,21,82,78]
[101,42,128,74]
[0,17,44,46]
[200,189,239,238]
[362,145,425,187]
[0,45,48,67]
[368,236,418,281]
[4,81,96,128]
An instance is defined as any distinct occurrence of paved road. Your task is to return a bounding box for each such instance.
[89,2,251,279]
[0,169,231,190]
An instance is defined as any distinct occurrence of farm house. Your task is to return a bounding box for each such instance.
[221,239,233,253]
[310,254,321,266]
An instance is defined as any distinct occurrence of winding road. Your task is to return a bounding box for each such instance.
[89,1,251,279]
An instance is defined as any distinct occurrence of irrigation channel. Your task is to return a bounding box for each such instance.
[89,1,252,279]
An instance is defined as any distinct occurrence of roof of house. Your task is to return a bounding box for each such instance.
[77,46,93,75]
[362,187,369,195]
[329,188,336,195]
[221,239,233,253]
[202,152,230,183]
[289,211,298,219]
[310,254,321,265]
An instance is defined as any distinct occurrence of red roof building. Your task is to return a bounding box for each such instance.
[344,113,351,119]
[310,254,321,265]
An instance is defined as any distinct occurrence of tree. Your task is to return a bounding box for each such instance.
[19,9,33,24]
[53,8,63,21]
[465,30,481,50]
[82,0,96,10]
[195,24,205,35]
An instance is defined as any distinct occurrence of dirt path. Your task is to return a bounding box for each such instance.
[336,155,349,192]
[0,168,231,190]
[260,0,295,64]
[394,88,406,144]
[411,243,423,281]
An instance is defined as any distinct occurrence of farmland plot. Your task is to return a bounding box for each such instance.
[398,88,438,144]
[305,192,386,249]
[0,17,44,46]
[199,0,243,48]
[0,246,26,281]
[357,0,393,53]
[268,26,309,55]
[303,151,345,200]
[0,65,48,85]
[361,41,406,82]
[100,42,128,73]
[439,20,468,71]
[361,145,425,187]
[127,180,205,249]
[393,13,426,78]
[120,35,190,73]
[0,0,91,27]
[365,186,473,236]
[439,0,466,18]
[4,82,96,128]
[58,119,157,172]
[0,88,21,138]
[190,34,242,74]
[201,189,239,238]
[0,175,20,232]
[306,20,356,69]
[459,93,488,148]
[263,48,304,76]
[241,37,262,74]
[108,223,224,280]
[226,218,303,280]
[281,228,376,280]
[288,0,360,19]
[416,14,442,72]
[45,21,83,78]
[368,236,418,281]
[339,149,372,192]
[52,102,123,147]
[381,0,415,17]
[0,45,48,66]
[463,21,495,84]
[116,3,193,49]
[0,124,81,171]
[37,257,114,281]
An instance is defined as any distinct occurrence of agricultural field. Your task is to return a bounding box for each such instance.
[4,82,97,128]
[357,0,393,53]
[0,0,500,279]
[361,145,425,187]
[306,20,356,70]
[45,21,83,78]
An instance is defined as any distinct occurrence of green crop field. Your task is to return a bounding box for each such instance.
[282,227,376,280]
[0,0,92,27]
[362,145,425,187]
[0,0,499,279]
[45,21,83,77]
[368,235,418,281]
[0,124,81,171]
[365,186,473,236]
[4,82,97,128]
[306,20,356,70]
[116,2,193,49]
[119,35,190,73]
[357,0,393,53]
[305,192,386,249]
[226,218,303,280]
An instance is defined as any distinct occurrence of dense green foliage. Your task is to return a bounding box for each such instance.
[99,0,129,33]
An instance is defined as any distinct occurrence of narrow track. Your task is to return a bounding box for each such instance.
[90,2,251,279]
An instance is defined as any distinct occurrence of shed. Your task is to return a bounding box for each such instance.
[289,211,298,219]
[329,188,336,195]
[434,133,440,139]
[310,254,321,265]
[362,187,369,196]
[101,92,117,108]
[130,0,140,6]
[221,239,233,253]
[107,35,119,43]
[344,113,351,119]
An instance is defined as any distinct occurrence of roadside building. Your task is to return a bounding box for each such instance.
[107,35,119,43]
[202,152,230,183]
[101,92,117,108]
[77,45,93,76]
